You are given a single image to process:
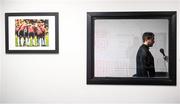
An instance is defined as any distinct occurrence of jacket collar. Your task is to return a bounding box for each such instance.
[142,44,149,50]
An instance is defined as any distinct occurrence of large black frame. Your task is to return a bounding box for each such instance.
[87,11,176,85]
[5,12,59,54]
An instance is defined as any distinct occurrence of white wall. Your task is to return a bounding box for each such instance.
[0,0,180,104]
[0,0,3,102]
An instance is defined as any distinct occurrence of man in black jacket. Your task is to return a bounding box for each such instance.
[135,32,155,77]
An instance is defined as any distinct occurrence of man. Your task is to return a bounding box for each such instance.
[135,32,155,77]
[36,20,46,46]
[27,22,36,46]
[17,20,28,46]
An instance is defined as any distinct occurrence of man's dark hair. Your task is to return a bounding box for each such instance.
[142,32,154,42]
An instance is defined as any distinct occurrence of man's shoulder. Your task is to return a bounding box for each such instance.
[139,44,147,50]
[137,45,148,55]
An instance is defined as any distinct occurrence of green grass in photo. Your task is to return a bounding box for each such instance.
[15,35,18,46]
[15,34,49,47]
[45,34,49,46]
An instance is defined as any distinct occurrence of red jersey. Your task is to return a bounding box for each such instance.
[19,24,26,31]
[40,26,45,33]
[36,25,45,35]
[28,25,35,33]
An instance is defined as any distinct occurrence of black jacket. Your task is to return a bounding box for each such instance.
[136,44,155,77]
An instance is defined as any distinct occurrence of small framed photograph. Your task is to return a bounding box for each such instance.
[5,12,59,53]
[87,11,176,85]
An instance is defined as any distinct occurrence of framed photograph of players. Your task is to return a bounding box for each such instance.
[5,12,59,53]
[87,11,176,85]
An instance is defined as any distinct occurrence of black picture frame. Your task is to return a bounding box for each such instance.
[87,11,176,85]
[5,12,59,54]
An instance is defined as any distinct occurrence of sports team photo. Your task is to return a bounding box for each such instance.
[15,19,49,47]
